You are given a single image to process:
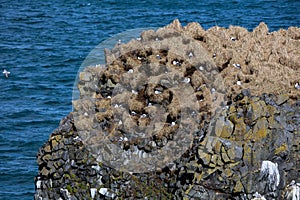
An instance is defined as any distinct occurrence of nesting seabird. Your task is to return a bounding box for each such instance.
[230,37,237,41]
[233,63,241,69]
[3,69,10,78]
[154,90,162,94]
[183,77,190,83]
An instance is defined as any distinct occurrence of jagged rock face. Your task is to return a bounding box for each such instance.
[35,20,300,200]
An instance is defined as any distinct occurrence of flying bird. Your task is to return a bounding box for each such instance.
[3,69,10,78]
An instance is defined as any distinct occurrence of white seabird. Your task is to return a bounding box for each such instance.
[183,77,190,83]
[3,69,10,78]
[233,63,241,69]
[295,83,300,90]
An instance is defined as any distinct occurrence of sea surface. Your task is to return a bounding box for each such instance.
[0,0,299,199]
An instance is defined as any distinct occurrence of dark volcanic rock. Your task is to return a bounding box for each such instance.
[35,20,299,200]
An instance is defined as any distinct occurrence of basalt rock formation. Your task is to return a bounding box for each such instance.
[35,20,300,200]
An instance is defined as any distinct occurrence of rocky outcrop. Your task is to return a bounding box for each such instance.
[35,20,300,199]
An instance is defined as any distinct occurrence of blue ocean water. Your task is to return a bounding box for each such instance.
[0,0,299,199]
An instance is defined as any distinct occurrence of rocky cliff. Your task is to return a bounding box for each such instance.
[35,20,300,200]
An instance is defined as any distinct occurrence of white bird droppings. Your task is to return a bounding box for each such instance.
[237,81,242,86]
[36,180,42,189]
[260,160,280,191]
[99,188,108,195]
[295,83,300,90]
[90,188,97,199]
[284,180,300,200]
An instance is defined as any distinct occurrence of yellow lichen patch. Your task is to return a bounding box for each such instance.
[266,104,277,116]
[275,143,288,155]
[193,172,203,183]
[255,128,268,139]
[198,150,211,166]
[213,139,223,154]
[252,117,268,140]
[249,100,267,121]
[228,105,236,115]
[184,184,194,195]
[232,117,247,140]
[223,168,233,178]
[233,180,244,193]
[242,143,253,164]
[241,95,250,104]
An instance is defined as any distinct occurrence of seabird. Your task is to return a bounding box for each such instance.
[295,83,300,90]
[3,69,10,78]
[131,90,138,94]
[183,77,190,83]
[233,63,241,69]
[140,114,147,118]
